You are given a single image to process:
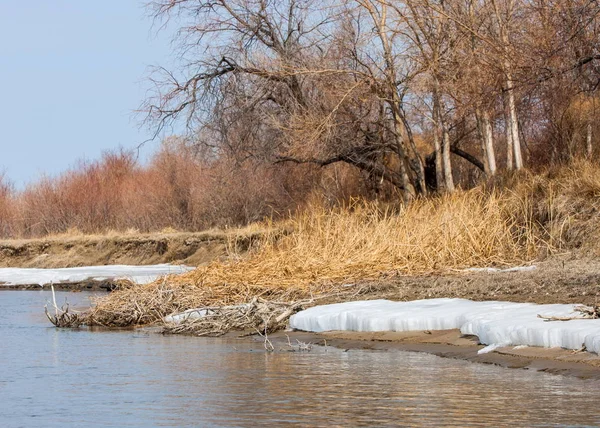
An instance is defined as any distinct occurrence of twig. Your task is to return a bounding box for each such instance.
[538,304,600,322]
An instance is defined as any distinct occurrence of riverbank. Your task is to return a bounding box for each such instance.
[6,258,600,380]
[0,228,265,268]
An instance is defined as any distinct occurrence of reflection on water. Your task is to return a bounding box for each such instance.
[1,291,600,427]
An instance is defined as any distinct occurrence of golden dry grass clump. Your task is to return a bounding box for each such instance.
[509,160,600,251]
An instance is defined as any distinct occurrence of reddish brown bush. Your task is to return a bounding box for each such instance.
[0,173,14,237]
[0,142,372,238]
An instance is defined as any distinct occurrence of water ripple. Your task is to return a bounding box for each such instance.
[1,291,599,427]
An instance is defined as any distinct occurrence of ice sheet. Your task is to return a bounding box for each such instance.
[0,264,194,286]
[289,298,600,353]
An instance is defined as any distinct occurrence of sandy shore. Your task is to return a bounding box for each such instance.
[268,329,600,380]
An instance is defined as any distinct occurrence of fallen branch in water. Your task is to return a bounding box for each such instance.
[285,334,313,352]
[45,281,371,333]
[44,285,84,328]
[538,304,600,322]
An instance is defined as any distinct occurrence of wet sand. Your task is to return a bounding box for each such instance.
[269,329,600,380]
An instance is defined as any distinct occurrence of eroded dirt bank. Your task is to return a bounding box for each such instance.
[0,230,264,268]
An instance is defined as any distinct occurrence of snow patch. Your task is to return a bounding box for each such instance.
[478,343,510,354]
[289,298,600,354]
[0,264,194,286]
[464,265,537,273]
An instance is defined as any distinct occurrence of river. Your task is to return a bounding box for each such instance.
[1,290,600,427]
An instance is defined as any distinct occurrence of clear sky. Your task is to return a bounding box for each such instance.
[0,1,174,187]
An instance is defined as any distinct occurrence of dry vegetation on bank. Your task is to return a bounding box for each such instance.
[79,161,600,329]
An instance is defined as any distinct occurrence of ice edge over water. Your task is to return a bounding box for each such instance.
[289,298,600,354]
[0,264,195,286]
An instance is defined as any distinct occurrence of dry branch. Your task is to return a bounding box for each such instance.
[162,288,365,336]
[538,304,600,322]
[44,285,85,328]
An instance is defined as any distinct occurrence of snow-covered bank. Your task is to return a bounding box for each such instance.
[0,264,194,286]
[289,299,600,354]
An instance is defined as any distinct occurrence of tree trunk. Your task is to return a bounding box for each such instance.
[433,95,445,191]
[476,109,497,176]
[371,2,420,202]
[442,128,455,192]
[505,67,523,169]
[389,108,416,202]
[399,157,415,203]
[399,112,427,195]
[503,92,514,171]
[492,1,522,171]
[587,122,593,158]
[433,129,444,191]
[432,86,454,192]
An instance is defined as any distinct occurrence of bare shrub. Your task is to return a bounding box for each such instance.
[16,150,137,237]
[0,172,14,238]
[1,141,363,238]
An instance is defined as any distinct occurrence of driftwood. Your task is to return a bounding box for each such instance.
[45,285,84,328]
[537,304,600,322]
[162,296,311,336]
[162,286,370,337]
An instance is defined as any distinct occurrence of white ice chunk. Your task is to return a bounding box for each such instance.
[0,264,194,286]
[165,303,251,324]
[165,308,212,324]
[289,298,600,354]
[478,343,510,354]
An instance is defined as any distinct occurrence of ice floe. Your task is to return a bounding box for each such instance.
[289,298,600,354]
[0,264,194,286]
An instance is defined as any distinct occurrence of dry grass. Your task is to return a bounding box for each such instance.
[501,159,600,252]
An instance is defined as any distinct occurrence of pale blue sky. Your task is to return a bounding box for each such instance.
[0,1,174,187]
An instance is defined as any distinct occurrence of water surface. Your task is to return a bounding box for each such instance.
[1,290,600,427]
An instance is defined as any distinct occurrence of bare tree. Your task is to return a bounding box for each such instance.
[142,0,600,202]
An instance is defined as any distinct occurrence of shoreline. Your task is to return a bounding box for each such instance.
[269,329,600,381]
[5,257,600,381]
[0,279,117,291]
